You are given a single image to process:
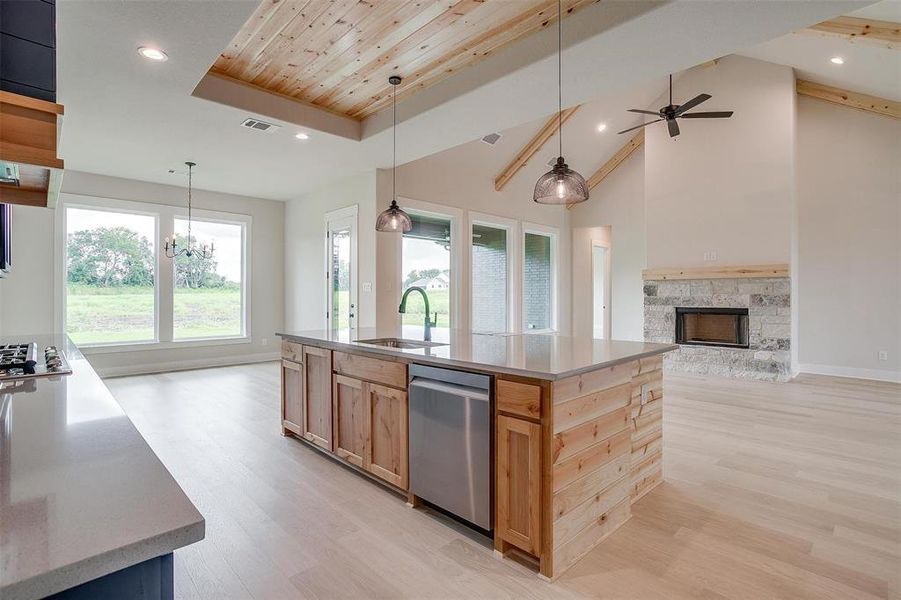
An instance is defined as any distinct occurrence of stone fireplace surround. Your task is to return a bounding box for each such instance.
[643,269,791,381]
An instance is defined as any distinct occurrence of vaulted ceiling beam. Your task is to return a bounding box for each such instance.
[796,80,901,120]
[802,16,900,49]
[566,129,644,209]
[493,105,581,192]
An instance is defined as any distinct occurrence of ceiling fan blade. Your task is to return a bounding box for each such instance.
[627,109,660,116]
[673,93,711,115]
[667,118,680,138]
[617,119,661,134]
[679,111,734,119]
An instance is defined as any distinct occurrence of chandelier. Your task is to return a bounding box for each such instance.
[164,161,213,259]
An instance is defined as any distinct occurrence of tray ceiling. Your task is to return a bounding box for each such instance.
[209,0,598,120]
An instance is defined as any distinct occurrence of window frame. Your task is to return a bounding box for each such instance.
[55,193,252,353]
[521,222,559,333]
[468,211,518,334]
[396,197,462,332]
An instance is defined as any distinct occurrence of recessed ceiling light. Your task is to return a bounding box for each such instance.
[138,47,168,62]
[830,56,844,65]
[295,132,310,140]
[596,123,607,133]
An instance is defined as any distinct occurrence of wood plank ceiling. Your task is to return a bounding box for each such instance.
[210,0,599,120]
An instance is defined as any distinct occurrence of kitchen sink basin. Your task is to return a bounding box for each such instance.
[355,337,447,349]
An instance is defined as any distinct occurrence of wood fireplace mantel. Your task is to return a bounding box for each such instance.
[642,264,789,281]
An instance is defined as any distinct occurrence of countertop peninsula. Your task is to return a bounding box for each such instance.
[277,327,676,380]
[0,335,204,600]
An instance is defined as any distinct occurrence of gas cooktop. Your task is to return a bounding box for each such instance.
[0,342,72,381]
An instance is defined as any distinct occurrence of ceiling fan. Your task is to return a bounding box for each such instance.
[618,74,733,138]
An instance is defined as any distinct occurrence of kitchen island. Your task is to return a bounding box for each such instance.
[0,335,204,600]
[277,328,675,580]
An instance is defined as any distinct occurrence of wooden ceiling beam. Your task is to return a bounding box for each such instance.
[802,16,900,49]
[796,80,900,119]
[566,130,644,209]
[494,105,581,192]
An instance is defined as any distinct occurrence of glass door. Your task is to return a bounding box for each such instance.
[326,212,357,336]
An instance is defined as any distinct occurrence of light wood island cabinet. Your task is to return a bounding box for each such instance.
[279,334,669,581]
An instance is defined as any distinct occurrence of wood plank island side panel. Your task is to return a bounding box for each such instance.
[497,378,542,420]
[551,453,629,520]
[629,365,664,503]
[552,429,631,493]
[552,498,630,575]
[553,382,632,434]
[552,362,633,406]
[333,351,407,389]
[552,406,629,464]
[552,476,629,550]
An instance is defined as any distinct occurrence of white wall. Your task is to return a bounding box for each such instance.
[645,56,796,268]
[796,97,901,380]
[0,170,285,376]
[571,150,646,341]
[284,171,378,331]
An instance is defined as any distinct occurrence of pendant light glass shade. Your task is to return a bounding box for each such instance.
[376,75,413,232]
[534,0,588,205]
[375,199,413,232]
[533,157,588,205]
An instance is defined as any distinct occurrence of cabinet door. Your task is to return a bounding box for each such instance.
[497,415,541,556]
[302,346,333,450]
[281,359,303,436]
[365,382,408,490]
[333,375,366,467]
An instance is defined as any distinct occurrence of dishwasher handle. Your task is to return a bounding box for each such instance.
[409,377,489,402]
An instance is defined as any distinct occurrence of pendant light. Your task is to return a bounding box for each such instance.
[533,0,588,205]
[164,162,213,259]
[375,76,413,232]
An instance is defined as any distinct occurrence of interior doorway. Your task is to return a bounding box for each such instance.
[325,206,358,336]
[592,242,611,338]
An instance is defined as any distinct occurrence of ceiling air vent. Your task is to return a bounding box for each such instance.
[241,118,280,133]
[481,132,502,145]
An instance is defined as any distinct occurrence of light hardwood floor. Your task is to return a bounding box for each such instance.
[105,364,901,599]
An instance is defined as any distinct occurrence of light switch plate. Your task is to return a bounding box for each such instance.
[640,383,651,405]
[362,282,372,292]
[878,350,889,361]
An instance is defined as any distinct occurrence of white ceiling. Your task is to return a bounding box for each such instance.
[739,1,901,101]
[56,0,873,202]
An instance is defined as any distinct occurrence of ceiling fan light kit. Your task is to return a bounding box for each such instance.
[533,0,588,205]
[618,74,734,138]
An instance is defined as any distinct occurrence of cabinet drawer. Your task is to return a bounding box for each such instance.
[281,340,303,362]
[497,379,542,420]
[334,351,406,389]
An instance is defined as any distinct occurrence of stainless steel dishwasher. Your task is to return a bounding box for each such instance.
[408,364,491,531]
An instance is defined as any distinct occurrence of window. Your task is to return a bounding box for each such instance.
[402,212,452,330]
[61,195,250,348]
[173,218,245,339]
[523,228,556,331]
[471,221,510,333]
[65,206,157,345]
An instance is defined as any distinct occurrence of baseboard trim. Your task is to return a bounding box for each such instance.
[798,363,900,383]
[95,352,280,378]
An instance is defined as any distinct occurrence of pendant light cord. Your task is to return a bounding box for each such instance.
[557,0,562,158]
[392,82,397,205]
[186,163,192,246]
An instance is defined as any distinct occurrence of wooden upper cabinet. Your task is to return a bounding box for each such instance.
[366,382,408,490]
[333,374,366,468]
[497,414,542,556]
[302,346,333,450]
[280,359,303,436]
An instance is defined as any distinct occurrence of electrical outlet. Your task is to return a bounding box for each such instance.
[261,338,268,346]
[878,350,888,361]
[703,251,718,262]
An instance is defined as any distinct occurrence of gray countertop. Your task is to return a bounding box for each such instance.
[0,335,204,600]
[278,327,676,380]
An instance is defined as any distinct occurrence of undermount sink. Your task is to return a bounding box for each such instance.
[355,337,447,349]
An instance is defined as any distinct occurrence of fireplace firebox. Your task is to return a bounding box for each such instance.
[675,307,749,348]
